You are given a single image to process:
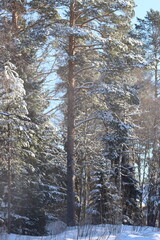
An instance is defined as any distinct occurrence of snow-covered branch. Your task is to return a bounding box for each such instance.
[0,112,30,121]
[75,82,94,89]
[74,116,98,128]
[73,66,95,77]
[80,10,117,26]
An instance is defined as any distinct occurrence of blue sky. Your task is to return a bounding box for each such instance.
[134,0,160,19]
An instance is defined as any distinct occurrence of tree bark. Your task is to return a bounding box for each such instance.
[154,59,158,98]
[66,0,76,226]
[7,118,11,234]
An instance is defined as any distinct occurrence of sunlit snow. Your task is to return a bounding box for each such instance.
[4,225,160,240]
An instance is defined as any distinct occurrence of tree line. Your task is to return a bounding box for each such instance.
[0,0,160,235]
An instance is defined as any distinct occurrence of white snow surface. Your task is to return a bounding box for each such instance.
[4,224,160,240]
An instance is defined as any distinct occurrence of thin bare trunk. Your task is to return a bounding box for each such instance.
[7,118,11,234]
[66,0,76,226]
[154,59,158,98]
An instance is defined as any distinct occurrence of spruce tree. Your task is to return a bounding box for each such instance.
[0,0,66,234]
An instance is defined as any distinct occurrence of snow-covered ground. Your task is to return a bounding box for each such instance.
[4,225,160,240]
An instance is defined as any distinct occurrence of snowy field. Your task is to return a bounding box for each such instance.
[3,225,160,240]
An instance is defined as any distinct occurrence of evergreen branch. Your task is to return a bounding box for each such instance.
[75,82,94,89]
[0,112,30,121]
[75,43,104,48]
[81,25,105,36]
[79,10,117,26]
[75,116,98,128]
[73,66,95,77]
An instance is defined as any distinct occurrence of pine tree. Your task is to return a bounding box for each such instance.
[52,0,145,226]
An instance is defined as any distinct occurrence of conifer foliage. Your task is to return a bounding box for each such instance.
[0,0,159,235]
[0,0,66,235]
[134,10,160,227]
[52,0,144,226]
